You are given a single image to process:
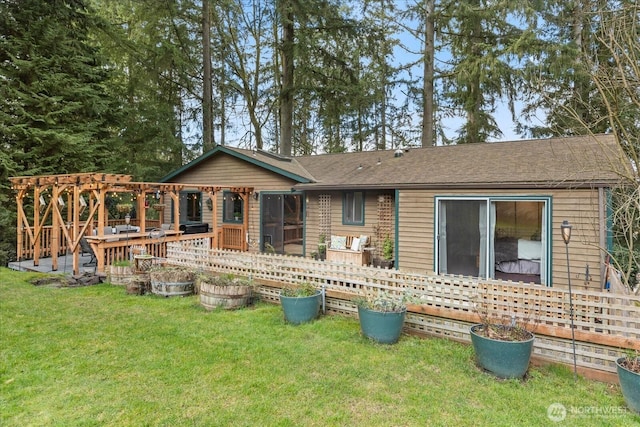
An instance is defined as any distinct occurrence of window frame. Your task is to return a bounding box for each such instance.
[434,195,552,286]
[223,191,244,223]
[343,191,365,225]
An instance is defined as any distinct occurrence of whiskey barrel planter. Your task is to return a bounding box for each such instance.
[198,274,253,310]
[200,282,253,310]
[107,265,135,286]
[149,268,195,297]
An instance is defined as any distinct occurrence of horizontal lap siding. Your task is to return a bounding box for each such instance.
[398,188,605,290]
[168,155,298,251]
[398,190,435,273]
[305,190,394,256]
[550,188,604,290]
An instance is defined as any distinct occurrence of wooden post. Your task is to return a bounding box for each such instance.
[170,192,180,231]
[137,191,146,232]
[72,184,80,275]
[96,186,107,273]
[50,183,60,271]
[242,192,249,251]
[15,190,25,262]
[212,191,219,248]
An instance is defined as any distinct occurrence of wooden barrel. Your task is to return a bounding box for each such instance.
[126,278,144,295]
[108,266,135,286]
[200,283,253,310]
[150,280,194,297]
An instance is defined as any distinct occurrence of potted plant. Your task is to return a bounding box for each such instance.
[616,350,640,413]
[468,292,536,379]
[279,282,322,325]
[198,273,254,310]
[355,291,407,344]
[149,266,196,297]
[312,235,327,261]
[373,236,394,269]
[107,259,135,286]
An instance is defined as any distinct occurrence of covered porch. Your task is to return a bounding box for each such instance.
[9,173,253,274]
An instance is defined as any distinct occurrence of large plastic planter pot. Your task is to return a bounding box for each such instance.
[279,291,322,325]
[357,306,406,344]
[470,324,535,379]
[616,357,640,413]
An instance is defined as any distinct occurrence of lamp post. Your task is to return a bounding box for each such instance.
[125,213,131,261]
[561,219,578,380]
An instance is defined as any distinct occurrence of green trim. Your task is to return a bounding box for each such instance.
[605,188,613,253]
[434,195,552,286]
[394,189,399,270]
[222,190,244,224]
[342,191,365,226]
[160,145,312,183]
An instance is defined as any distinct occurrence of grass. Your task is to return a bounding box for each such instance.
[1,268,638,426]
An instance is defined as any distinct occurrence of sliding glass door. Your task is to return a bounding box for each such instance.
[436,197,550,285]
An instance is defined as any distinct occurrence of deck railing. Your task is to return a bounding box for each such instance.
[18,220,161,260]
[166,242,640,381]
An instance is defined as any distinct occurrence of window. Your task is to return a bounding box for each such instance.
[343,191,364,225]
[223,192,243,223]
[185,192,201,222]
[435,197,550,285]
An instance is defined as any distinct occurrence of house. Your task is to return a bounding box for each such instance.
[161,134,625,290]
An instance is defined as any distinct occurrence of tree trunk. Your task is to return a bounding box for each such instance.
[279,0,294,157]
[202,0,214,151]
[421,0,435,147]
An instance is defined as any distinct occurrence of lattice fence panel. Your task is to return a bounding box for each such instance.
[166,243,640,375]
[374,194,393,258]
[318,194,331,241]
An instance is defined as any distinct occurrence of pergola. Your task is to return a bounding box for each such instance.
[10,173,252,275]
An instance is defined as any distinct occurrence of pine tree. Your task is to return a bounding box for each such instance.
[0,0,120,175]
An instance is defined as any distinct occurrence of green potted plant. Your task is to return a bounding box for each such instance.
[198,273,254,310]
[373,236,394,269]
[316,234,327,261]
[355,290,407,344]
[616,350,640,413]
[468,292,537,379]
[279,282,322,325]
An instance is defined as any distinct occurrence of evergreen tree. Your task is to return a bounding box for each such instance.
[0,0,120,175]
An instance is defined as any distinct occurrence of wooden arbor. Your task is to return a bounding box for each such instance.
[10,173,252,275]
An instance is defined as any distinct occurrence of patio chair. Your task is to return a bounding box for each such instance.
[79,237,97,267]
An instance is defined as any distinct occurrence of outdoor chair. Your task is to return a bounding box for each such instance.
[79,237,97,267]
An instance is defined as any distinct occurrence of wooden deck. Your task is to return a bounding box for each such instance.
[8,253,99,275]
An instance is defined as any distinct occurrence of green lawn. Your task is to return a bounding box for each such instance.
[1,268,638,426]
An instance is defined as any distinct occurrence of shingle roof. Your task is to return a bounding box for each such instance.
[292,134,625,190]
[165,134,626,190]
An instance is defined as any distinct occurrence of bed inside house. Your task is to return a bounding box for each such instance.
[494,237,542,283]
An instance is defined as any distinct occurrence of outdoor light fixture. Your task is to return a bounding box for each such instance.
[253,191,259,200]
[561,219,578,380]
[561,220,572,245]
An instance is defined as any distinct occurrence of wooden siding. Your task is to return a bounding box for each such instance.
[167,154,299,252]
[398,188,606,290]
[304,190,395,257]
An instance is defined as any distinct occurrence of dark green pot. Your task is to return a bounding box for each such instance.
[280,291,322,325]
[470,324,535,379]
[616,357,640,413]
[358,306,406,344]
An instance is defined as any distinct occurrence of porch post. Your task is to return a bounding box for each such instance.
[72,183,80,275]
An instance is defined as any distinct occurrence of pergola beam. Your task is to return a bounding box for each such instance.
[10,173,253,275]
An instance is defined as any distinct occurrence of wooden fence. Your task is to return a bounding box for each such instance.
[166,241,640,381]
